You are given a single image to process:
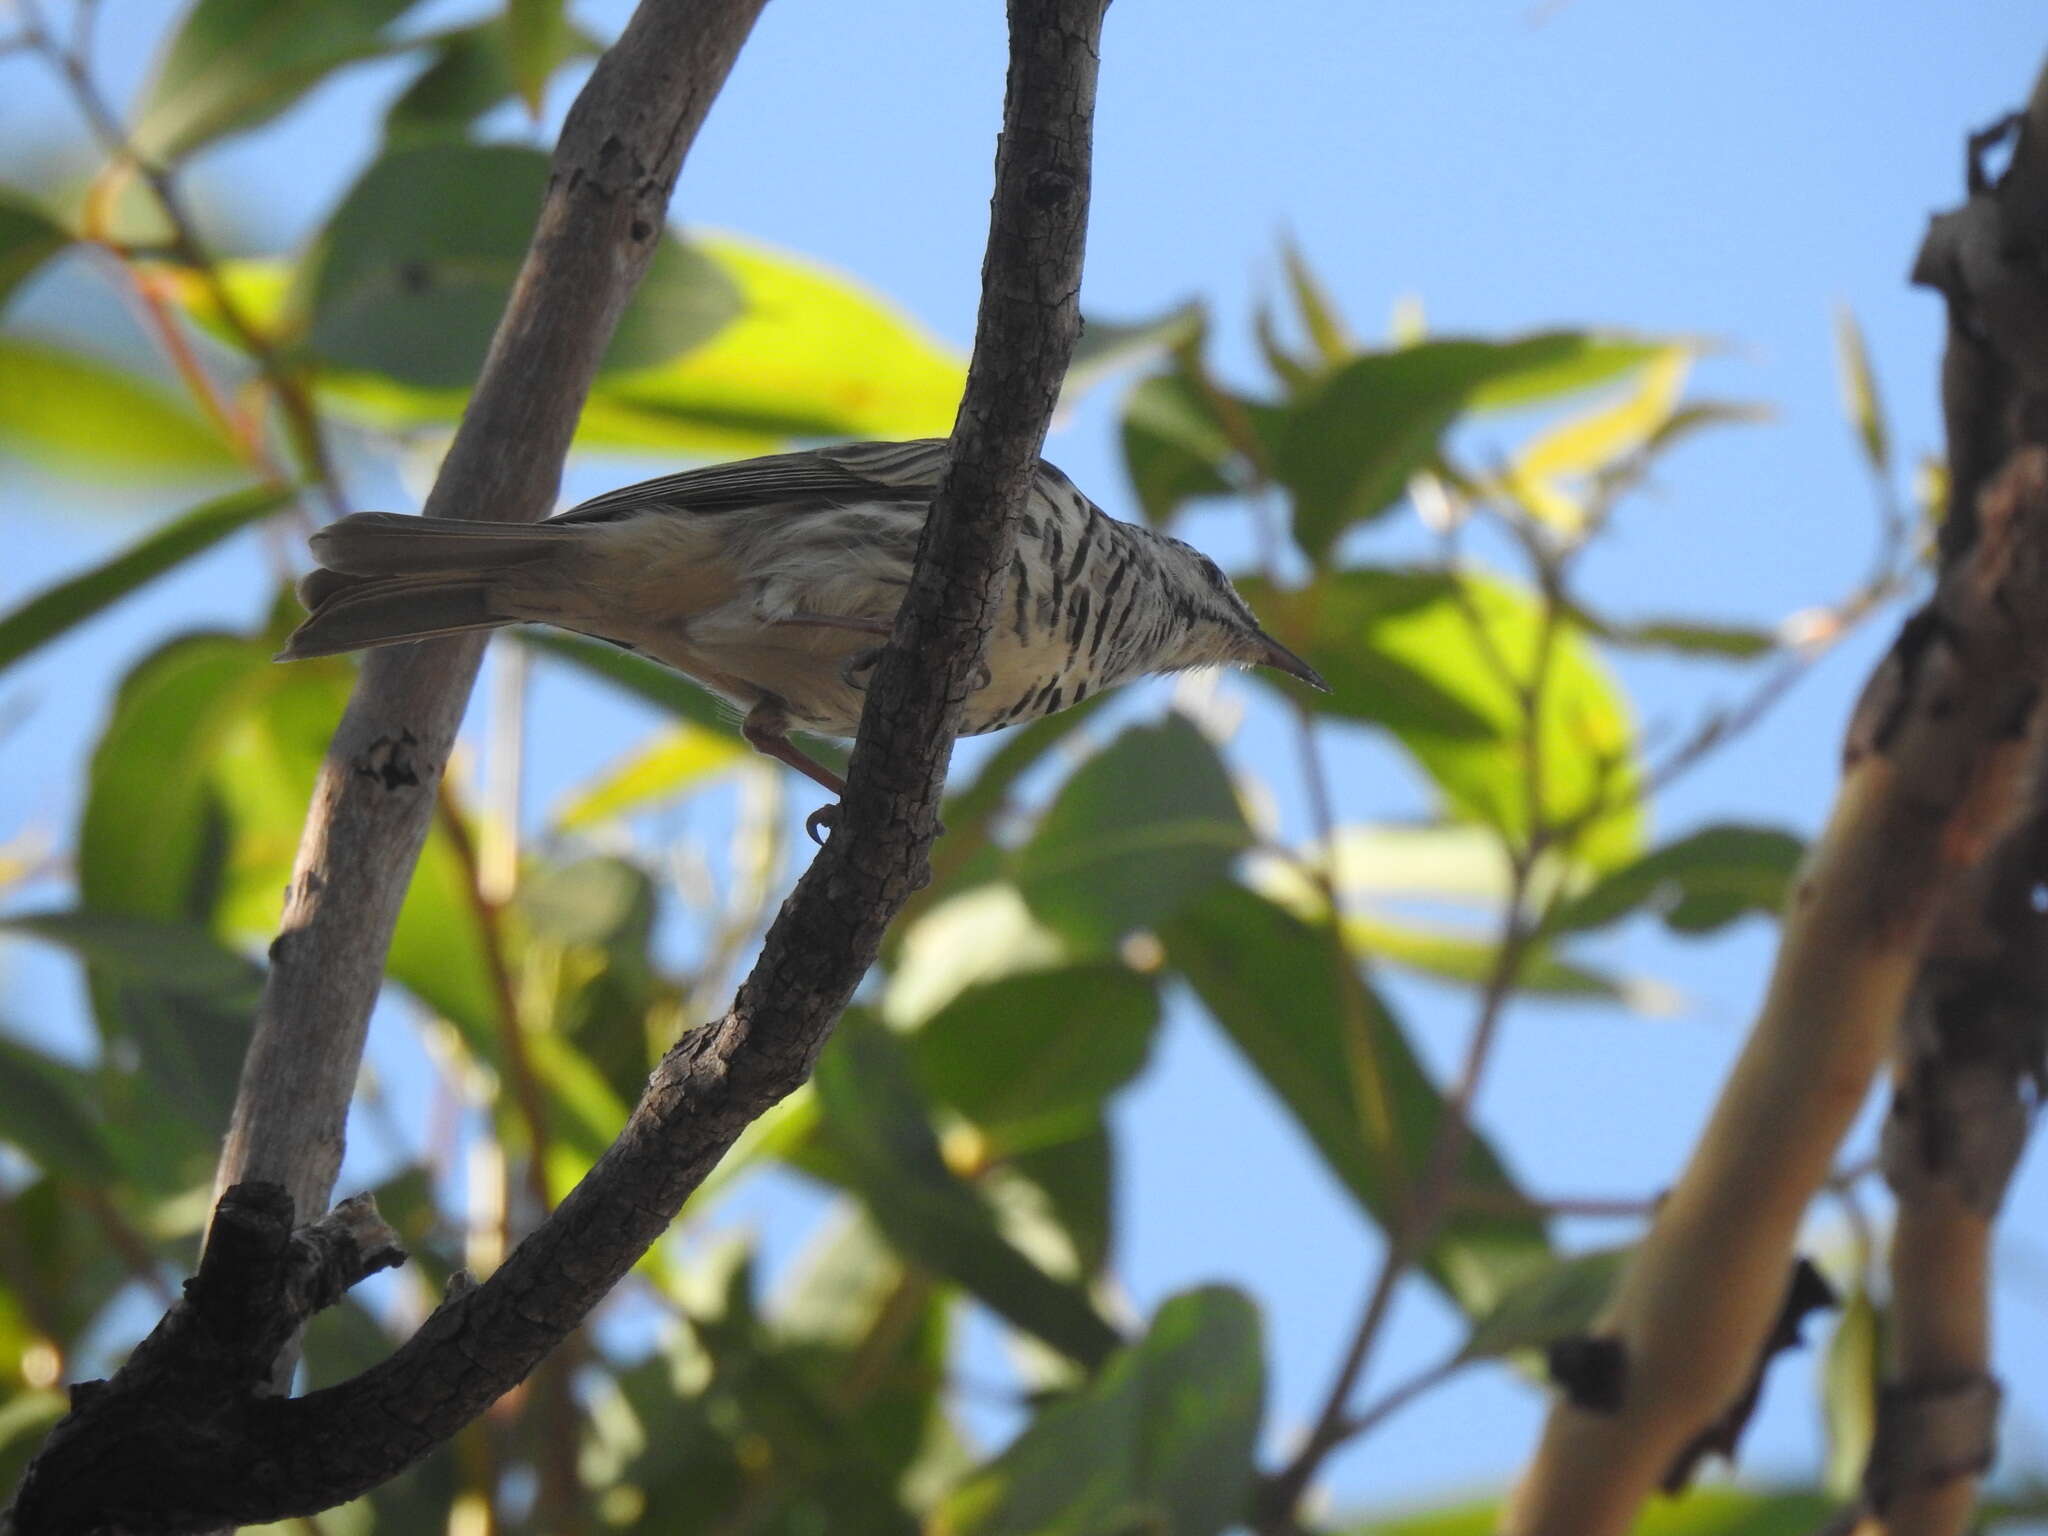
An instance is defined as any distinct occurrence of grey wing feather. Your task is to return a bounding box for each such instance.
[548,439,952,524]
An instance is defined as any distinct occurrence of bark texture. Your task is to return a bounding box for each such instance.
[1506,66,2048,1534]
[5,0,1110,1528]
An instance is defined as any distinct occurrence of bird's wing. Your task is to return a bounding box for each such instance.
[547,439,951,523]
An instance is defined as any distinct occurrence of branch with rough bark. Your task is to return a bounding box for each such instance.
[4,0,1110,1528]
[1841,71,2048,1536]
[1505,60,2048,1536]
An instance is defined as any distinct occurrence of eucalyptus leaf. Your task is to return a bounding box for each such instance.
[0,189,72,312]
[1550,825,1803,936]
[0,339,238,481]
[1456,1247,1627,1363]
[0,1033,116,1181]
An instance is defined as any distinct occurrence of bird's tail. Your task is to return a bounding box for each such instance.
[278,511,587,660]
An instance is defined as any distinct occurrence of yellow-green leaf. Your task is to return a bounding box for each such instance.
[0,339,238,480]
[552,724,750,831]
[1833,306,1890,476]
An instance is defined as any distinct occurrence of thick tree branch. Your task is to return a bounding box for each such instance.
[6,0,1109,1528]
[1840,70,2048,1536]
[1505,69,2048,1531]
[211,0,767,1247]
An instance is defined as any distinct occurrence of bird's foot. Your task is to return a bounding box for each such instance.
[839,646,884,692]
[805,802,840,845]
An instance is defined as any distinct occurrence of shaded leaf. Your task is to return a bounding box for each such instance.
[134,0,425,161]
[910,965,1160,1150]
[1551,825,1803,936]
[1593,616,1778,661]
[1119,370,1241,525]
[942,1287,1263,1536]
[0,338,238,480]
[1166,886,1547,1313]
[383,16,598,145]
[1013,717,1251,950]
[1281,237,1352,365]
[813,1019,1121,1369]
[1276,333,1667,554]
[1065,303,1204,404]
[0,189,72,313]
[0,1033,116,1181]
[1003,1118,1116,1278]
[0,485,293,674]
[0,910,262,1001]
[1456,1247,1627,1362]
[503,0,570,114]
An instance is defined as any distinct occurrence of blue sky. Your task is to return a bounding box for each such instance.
[4,0,2046,1520]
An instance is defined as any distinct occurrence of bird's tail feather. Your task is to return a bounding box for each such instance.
[279,572,509,660]
[309,510,584,576]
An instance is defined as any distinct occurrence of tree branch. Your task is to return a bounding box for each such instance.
[6,0,1109,1527]
[210,0,766,1284]
[1505,60,2048,1536]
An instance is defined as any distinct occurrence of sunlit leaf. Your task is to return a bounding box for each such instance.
[1550,825,1803,936]
[133,0,427,161]
[813,1019,1121,1368]
[0,485,292,675]
[1275,333,1668,554]
[909,965,1160,1151]
[1833,307,1890,477]
[942,1287,1263,1536]
[1316,824,1516,909]
[1822,1286,1882,1498]
[553,723,750,831]
[1344,917,1645,1005]
[1503,348,1691,533]
[1340,1488,1836,1536]
[0,338,238,481]
[0,189,72,313]
[883,883,1072,1029]
[1247,569,1643,870]
[1167,886,1548,1313]
[1013,717,1252,950]
[585,233,965,454]
[1455,1247,1626,1363]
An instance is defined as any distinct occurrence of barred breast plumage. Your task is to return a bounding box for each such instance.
[281,438,1325,805]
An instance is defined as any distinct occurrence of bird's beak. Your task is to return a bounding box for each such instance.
[1254,631,1330,692]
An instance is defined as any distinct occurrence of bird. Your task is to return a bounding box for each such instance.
[280,438,1328,822]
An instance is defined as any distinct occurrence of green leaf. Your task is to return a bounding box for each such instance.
[0,485,292,674]
[553,723,750,831]
[1551,825,1804,936]
[1281,237,1353,366]
[1247,569,1643,870]
[1593,616,1779,661]
[0,910,262,1001]
[883,883,1073,1029]
[1340,1489,1838,1536]
[0,338,238,480]
[1119,371,1242,525]
[1001,1118,1116,1277]
[1276,334,1664,554]
[942,1287,1264,1536]
[503,0,570,114]
[1833,307,1890,477]
[134,0,426,161]
[1821,1285,1883,1497]
[0,189,72,313]
[1064,302,1205,404]
[585,233,966,453]
[813,1019,1122,1369]
[1166,885,1547,1313]
[1012,717,1251,949]
[0,1033,116,1181]
[383,17,598,145]
[1456,1247,1626,1363]
[910,965,1160,1151]
[1344,916,1651,1006]
[301,142,737,389]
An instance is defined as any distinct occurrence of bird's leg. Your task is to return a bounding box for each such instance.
[740,698,848,844]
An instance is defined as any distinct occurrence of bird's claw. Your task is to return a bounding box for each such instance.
[806,802,840,845]
[840,646,885,692]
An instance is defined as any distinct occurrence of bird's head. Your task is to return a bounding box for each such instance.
[1147,533,1330,692]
